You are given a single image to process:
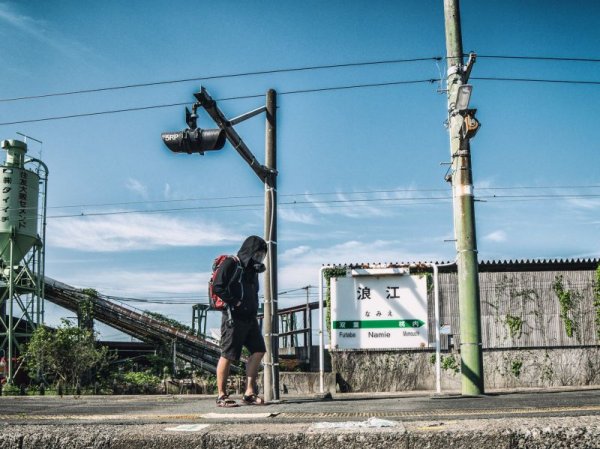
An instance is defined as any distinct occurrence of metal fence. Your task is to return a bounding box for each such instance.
[432,266,599,349]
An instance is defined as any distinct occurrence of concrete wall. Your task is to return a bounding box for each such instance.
[331,347,600,392]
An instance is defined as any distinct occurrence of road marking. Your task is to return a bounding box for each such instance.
[202,412,276,419]
[1,404,599,422]
[165,424,210,432]
[279,405,600,419]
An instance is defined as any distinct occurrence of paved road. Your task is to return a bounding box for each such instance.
[1,387,599,424]
[2,388,599,448]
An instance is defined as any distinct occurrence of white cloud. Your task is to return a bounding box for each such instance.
[474,179,496,190]
[567,197,600,210]
[163,183,172,199]
[281,245,311,258]
[0,3,91,57]
[47,213,243,252]
[279,208,317,224]
[307,192,393,219]
[66,269,208,297]
[297,186,453,221]
[125,178,148,199]
[278,240,440,289]
[483,230,507,242]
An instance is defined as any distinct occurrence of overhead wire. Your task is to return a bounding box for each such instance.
[8,183,600,220]
[474,55,600,63]
[472,77,600,86]
[1,52,599,126]
[0,56,442,103]
[45,184,600,210]
[0,79,437,126]
[2,54,599,104]
[100,286,317,305]
[44,192,600,219]
[3,73,599,126]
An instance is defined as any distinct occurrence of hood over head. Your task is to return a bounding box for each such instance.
[237,235,267,267]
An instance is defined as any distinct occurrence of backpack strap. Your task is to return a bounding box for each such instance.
[225,255,242,324]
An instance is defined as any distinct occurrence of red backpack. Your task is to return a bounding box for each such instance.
[208,255,242,310]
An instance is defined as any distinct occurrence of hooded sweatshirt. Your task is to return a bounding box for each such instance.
[212,235,268,320]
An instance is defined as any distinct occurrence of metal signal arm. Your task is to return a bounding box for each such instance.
[194,87,272,182]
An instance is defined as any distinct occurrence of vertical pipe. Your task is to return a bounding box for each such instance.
[433,264,442,394]
[7,238,14,383]
[192,306,197,335]
[264,89,279,400]
[431,260,456,394]
[172,340,177,378]
[201,307,207,338]
[26,157,49,328]
[40,164,48,325]
[318,267,326,393]
[306,286,312,367]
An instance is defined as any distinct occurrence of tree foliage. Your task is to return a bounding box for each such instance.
[552,275,582,341]
[144,310,194,333]
[323,267,347,336]
[24,319,110,391]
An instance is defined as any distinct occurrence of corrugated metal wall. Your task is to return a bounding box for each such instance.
[430,269,598,349]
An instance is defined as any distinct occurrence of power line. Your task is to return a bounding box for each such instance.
[49,187,455,210]
[475,55,600,63]
[0,79,436,126]
[45,192,600,219]
[47,196,451,218]
[47,184,600,211]
[0,93,265,126]
[101,286,315,305]
[12,184,600,218]
[0,56,441,103]
[3,73,599,127]
[3,54,599,104]
[472,76,600,86]
[280,78,435,95]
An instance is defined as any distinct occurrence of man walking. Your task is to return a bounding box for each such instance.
[213,235,268,407]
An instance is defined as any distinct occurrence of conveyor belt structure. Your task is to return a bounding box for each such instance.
[43,277,241,374]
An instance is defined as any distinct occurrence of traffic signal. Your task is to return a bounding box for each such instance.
[161,128,226,155]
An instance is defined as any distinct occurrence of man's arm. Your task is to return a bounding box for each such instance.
[212,257,242,305]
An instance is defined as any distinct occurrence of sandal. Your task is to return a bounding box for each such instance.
[242,393,265,405]
[216,394,239,408]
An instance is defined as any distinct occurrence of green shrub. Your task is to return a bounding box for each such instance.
[1,383,21,396]
[121,371,161,394]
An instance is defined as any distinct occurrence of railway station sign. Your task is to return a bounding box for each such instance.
[330,268,428,350]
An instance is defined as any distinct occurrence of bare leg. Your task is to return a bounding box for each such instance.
[216,356,232,397]
[245,351,265,396]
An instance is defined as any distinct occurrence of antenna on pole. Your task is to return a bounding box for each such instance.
[16,132,43,160]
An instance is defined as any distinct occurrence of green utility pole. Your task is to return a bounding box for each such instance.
[443,0,484,395]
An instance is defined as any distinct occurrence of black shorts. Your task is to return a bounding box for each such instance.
[220,314,266,361]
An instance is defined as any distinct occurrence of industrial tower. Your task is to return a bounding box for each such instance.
[0,139,48,385]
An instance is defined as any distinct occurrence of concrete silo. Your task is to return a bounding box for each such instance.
[0,139,48,386]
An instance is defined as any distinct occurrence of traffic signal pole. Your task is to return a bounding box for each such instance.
[192,87,280,401]
[443,0,484,396]
[263,89,280,401]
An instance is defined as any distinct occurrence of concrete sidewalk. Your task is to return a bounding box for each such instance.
[1,387,599,448]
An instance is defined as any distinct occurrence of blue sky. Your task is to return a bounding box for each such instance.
[1,1,598,338]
